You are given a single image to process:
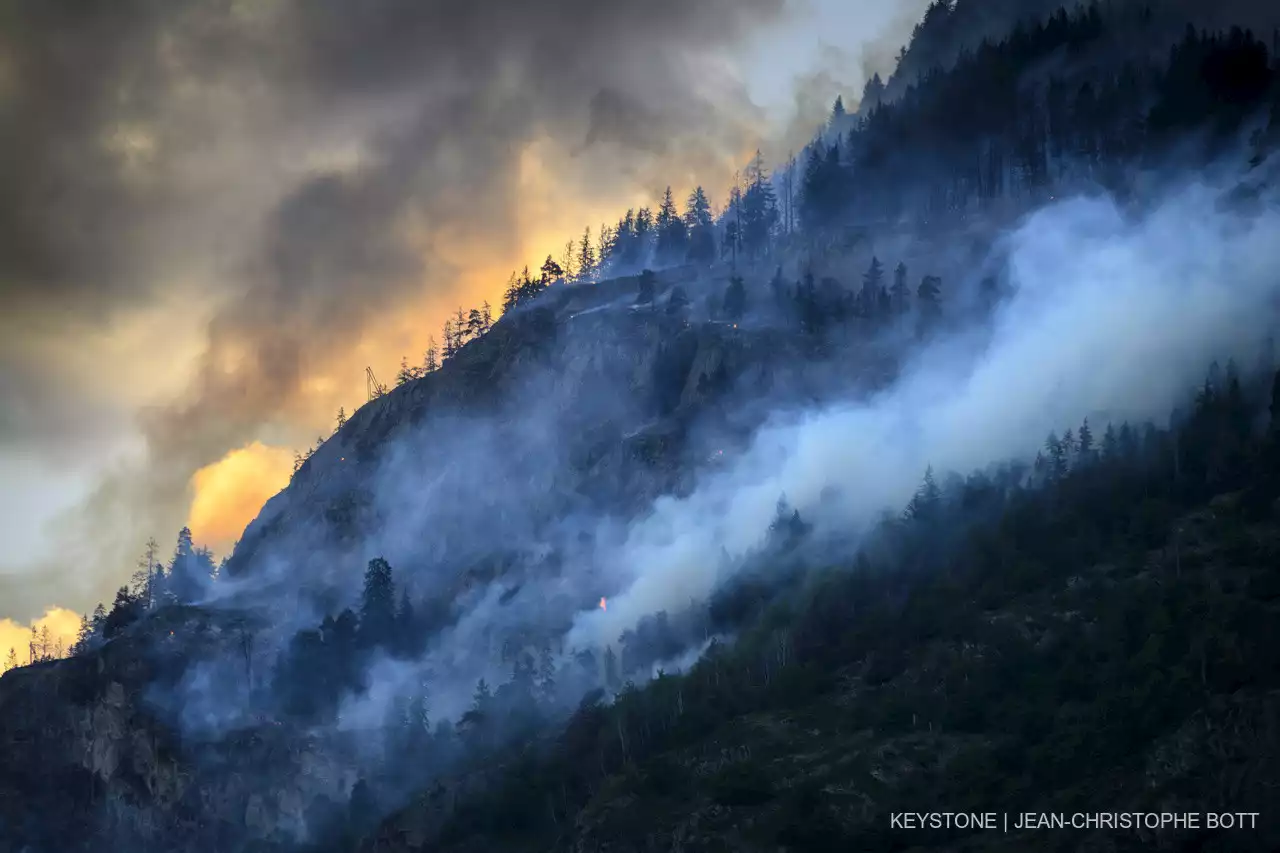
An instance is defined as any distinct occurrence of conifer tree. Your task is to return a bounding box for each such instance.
[168,527,201,604]
[540,255,563,286]
[636,270,656,306]
[603,646,621,690]
[740,151,778,258]
[442,319,458,358]
[861,257,886,317]
[891,262,911,315]
[577,226,596,281]
[917,275,943,328]
[359,557,396,648]
[466,307,484,340]
[723,276,747,322]
[684,186,716,264]
[1078,418,1094,459]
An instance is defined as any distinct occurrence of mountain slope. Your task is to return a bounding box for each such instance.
[5,2,1280,851]
[364,383,1280,852]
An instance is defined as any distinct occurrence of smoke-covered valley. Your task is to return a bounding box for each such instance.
[6,2,1280,851]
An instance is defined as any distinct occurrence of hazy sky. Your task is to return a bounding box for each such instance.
[0,0,926,631]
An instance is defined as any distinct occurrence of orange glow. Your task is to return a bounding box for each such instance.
[599,597,607,611]
[187,441,295,552]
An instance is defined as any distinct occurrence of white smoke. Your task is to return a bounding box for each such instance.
[570,176,1280,649]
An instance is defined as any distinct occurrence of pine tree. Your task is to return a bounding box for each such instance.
[335,407,347,432]
[130,538,161,610]
[359,557,396,648]
[168,527,201,604]
[917,275,943,329]
[634,207,653,263]
[596,223,615,271]
[891,262,911,315]
[480,302,493,332]
[723,176,743,267]
[423,338,439,373]
[466,307,484,340]
[396,356,416,386]
[603,645,621,689]
[71,613,91,656]
[1061,427,1077,466]
[655,186,687,263]
[577,226,596,281]
[1078,418,1094,459]
[560,238,577,282]
[684,186,715,264]
[636,270,656,306]
[1045,432,1068,481]
[862,73,886,110]
[104,586,141,639]
[453,307,470,346]
[830,95,847,127]
[905,466,942,520]
[740,151,778,258]
[861,257,886,317]
[90,603,107,638]
[501,272,521,315]
[723,276,747,322]
[4,648,16,672]
[1102,423,1119,459]
[540,255,564,285]
[442,319,458,358]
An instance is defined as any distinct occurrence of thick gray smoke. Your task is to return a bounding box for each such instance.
[570,172,1280,648]
[181,164,1280,757]
[0,0,795,620]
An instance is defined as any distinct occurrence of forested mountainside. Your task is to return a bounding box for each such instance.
[4,1,1280,851]
[365,362,1280,853]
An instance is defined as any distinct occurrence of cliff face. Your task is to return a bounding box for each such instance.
[0,606,361,852]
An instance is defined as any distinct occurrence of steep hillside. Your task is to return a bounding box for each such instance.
[362,381,1280,853]
[4,2,1280,852]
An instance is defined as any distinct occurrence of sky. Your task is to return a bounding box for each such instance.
[0,0,928,637]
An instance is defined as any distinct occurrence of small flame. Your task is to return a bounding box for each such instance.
[599,597,607,611]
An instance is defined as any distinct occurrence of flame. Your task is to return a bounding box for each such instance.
[599,597,607,611]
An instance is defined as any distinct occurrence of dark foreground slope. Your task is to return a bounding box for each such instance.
[362,377,1280,853]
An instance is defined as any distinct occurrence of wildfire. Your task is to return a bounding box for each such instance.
[599,597,607,611]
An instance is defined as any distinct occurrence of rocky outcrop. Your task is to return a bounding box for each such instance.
[0,607,355,852]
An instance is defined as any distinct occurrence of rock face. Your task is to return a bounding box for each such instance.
[0,607,356,852]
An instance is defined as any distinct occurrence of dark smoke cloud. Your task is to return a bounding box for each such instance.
[0,0,790,619]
